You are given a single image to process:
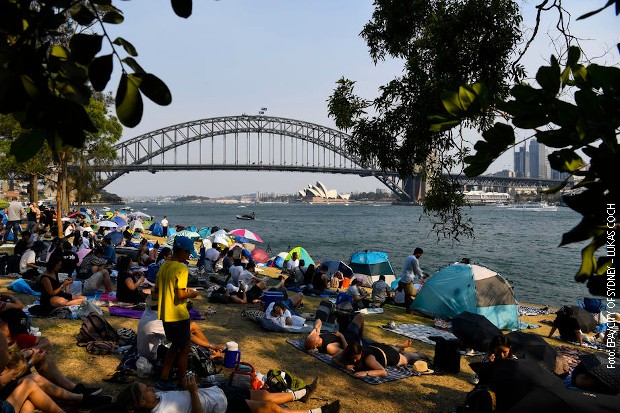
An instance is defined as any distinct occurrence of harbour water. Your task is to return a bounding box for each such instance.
[108,202,590,307]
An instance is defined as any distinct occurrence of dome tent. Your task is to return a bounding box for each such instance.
[411,263,518,330]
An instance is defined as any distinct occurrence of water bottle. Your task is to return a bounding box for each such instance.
[203,373,225,383]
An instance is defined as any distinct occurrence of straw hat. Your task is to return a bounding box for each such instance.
[413,360,434,375]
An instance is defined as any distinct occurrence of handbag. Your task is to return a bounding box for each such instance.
[228,362,263,390]
[77,299,103,318]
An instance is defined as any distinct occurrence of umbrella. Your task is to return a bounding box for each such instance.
[251,248,269,263]
[111,216,127,228]
[452,311,502,352]
[566,305,597,333]
[129,211,151,219]
[104,231,124,246]
[204,248,220,261]
[176,230,200,240]
[98,220,118,228]
[212,235,231,248]
[322,260,354,278]
[227,229,263,243]
[76,248,91,266]
[208,229,229,241]
[129,221,144,231]
[506,331,557,373]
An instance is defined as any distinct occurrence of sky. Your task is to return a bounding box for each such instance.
[102,0,619,198]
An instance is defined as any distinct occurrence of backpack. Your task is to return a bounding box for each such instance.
[429,336,461,374]
[464,385,496,413]
[86,340,119,355]
[315,300,336,324]
[228,362,263,390]
[77,313,120,344]
[189,345,217,377]
[266,369,306,392]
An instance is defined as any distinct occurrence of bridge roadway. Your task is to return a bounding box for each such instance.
[89,115,565,200]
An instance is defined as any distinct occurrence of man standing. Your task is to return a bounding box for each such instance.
[400,247,426,314]
[160,216,169,237]
[4,197,24,242]
[154,236,199,389]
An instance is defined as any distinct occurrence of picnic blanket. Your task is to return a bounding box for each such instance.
[518,305,552,316]
[380,323,457,346]
[556,345,595,369]
[287,339,419,384]
[108,306,204,320]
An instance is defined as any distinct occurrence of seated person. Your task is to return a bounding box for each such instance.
[548,306,587,345]
[285,259,306,287]
[345,279,370,309]
[371,275,392,307]
[77,248,114,296]
[302,264,316,286]
[116,256,150,304]
[0,309,101,396]
[55,240,79,277]
[0,349,111,409]
[340,339,422,378]
[18,241,47,279]
[38,256,87,308]
[304,313,365,355]
[265,301,306,328]
[102,237,117,265]
[311,265,329,293]
[137,296,224,362]
[0,294,24,314]
[117,375,337,413]
[13,231,31,257]
[329,271,344,289]
[286,252,300,276]
[483,334,517,363]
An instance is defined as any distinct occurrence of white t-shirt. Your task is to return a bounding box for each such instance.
[7,201,24,221]
[229,265,244,286]
[265,302,305,328]
[19,250,36,274]
[286,259,299,271]
[151,387,227,413]
[137,306,166,361]
[161,218,168,227]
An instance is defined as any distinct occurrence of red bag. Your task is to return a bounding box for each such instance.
[228,362,263,390]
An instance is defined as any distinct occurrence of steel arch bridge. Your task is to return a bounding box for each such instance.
[93,115,423,201]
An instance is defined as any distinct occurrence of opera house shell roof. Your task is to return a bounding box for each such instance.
[297,181,350,200]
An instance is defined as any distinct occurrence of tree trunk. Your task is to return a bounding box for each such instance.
[56,154,65,239]
[30,174,39,204]
[62,160,69,214]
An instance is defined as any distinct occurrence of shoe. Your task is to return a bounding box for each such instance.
[73,383,102,396]
[299,377,319,403]
[80,394,113,409]
[154,379,178,391]
[321,400,340,413]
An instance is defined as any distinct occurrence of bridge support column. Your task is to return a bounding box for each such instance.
[402,175,425,203]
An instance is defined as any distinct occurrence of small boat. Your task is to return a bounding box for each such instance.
[506,202,558,211]
[121,206,134,212]
[236,213,256,220]
[142,208,148,211]
[102,207,110,212]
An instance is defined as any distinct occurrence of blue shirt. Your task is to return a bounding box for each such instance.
[400,254,422,283]
[103,245,117,264]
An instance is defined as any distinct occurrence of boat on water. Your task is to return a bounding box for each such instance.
[505,202,558,211]
[236,212,256,220]
[121,206,134,212]
[102,207,110,212]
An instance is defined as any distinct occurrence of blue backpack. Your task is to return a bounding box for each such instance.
[145,264,160,283]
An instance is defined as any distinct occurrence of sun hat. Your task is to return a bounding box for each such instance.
[413,360,434,375]
[173,236,197,256]
[579,353,620,394]
[41,232,54,241]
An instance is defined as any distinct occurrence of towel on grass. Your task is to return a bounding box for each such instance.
[108,306,204,320]
[287,339,419,384]
[381,323,457,346]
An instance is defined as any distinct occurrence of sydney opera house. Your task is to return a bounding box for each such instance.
[297,181,350,203]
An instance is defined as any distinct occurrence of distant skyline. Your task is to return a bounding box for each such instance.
[102,1,618,198]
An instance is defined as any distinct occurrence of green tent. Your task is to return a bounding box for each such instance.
[285,246,314,266]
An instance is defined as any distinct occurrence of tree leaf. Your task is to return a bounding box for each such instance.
[70,34,103,65]
[566,46,581,67]
[440,90,465,116]
[71,4,96,26]
[113,37,138,57]
[116,73,143,127]
[102,11,124,24]
[171,0,193,18]
[89,54,113,91]
[548,149,586,173]
[121,57,145,74]
[138,73,172,106]
[10,130,46,162]
[535,65,560,94]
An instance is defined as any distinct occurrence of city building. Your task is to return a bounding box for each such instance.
[514,145,529,177]
[463,190,511,205]
[529,140,550,179]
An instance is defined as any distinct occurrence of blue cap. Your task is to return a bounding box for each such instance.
[173,236,197,257]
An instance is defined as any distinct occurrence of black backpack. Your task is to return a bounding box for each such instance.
[429,336,461,373]
[188,345,217,377]
[315,300,336,324]
[77,313,119,344]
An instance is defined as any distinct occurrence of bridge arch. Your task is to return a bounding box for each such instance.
[95,115,420,201]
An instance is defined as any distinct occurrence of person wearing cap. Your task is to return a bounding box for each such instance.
[153,236,200,390]
[78,248,114,296]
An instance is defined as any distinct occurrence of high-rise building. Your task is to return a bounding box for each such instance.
[514,145,529,177]
[528,140,549,178]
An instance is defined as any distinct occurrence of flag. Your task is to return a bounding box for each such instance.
[260,107,268,111]
[259,111,265,114]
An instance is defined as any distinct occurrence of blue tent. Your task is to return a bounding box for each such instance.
[198,227,211,239]
[411,264,519,330]
[349,250,396,287]
[150,222,164,237]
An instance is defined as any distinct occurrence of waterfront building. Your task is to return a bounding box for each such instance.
[297,181,350,203]
[463,190,511,205]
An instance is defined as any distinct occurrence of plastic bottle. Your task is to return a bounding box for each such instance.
[203,373,225,383]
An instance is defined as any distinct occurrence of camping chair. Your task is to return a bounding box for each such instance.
[578,297,606,314]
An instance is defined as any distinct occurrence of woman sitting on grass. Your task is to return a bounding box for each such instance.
[38,256,86,308]
[116,256,150,304]
[340,339,423,378]
[483,334,517,363]
[117,375,340,413]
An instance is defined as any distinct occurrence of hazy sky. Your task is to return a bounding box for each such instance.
[103,1,618,198]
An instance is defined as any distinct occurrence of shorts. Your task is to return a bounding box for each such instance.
[82,271,105,295]
[399,281,415,296]
[162,319,191,347]
[220,385,252,413]
[1,400,14,413]
[245,285,263,302]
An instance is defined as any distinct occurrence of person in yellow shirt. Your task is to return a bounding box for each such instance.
[153,236,199,390]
